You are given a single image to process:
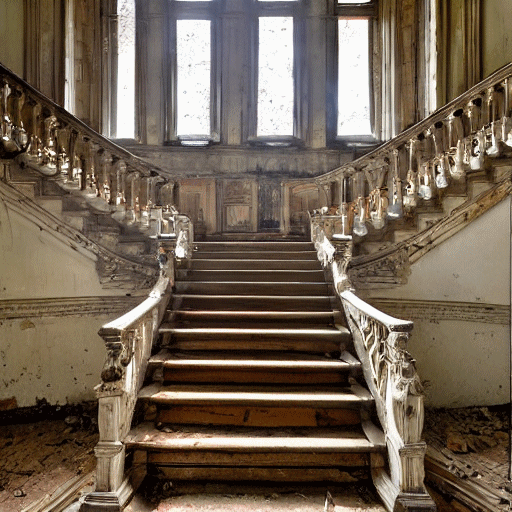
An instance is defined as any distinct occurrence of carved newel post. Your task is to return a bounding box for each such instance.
[331,233,353,294]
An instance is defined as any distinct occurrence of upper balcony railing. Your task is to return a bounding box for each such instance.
[313,62,512,239]
[0,63,176,229]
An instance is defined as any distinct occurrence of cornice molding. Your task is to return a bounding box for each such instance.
[366,298,510,325]
[0,296,143,320]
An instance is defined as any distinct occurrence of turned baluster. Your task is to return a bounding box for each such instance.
[27,101,43,161]
[387,149,404,218]
[446,115,465,179]
[352,171,368,237]
[429,123,449,188]
[84,141,99,196]
[98,150,113,203]
[403,139,418,211]
[62,129,78,183]
[1,81,18,152]
[38,113,59,175]
[12,88,28,151]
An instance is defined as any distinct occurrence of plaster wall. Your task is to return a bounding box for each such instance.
[1,315,110,408]
[482,0,512,79]
[363,198,511,407]
[0,0,24,76]
[0,190,131,407]
[0,203,114,300]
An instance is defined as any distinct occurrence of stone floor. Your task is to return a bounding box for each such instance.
[0,404,509,512]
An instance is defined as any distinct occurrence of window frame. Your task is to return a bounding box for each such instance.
[247,0,305,147]
[327,0,378,147]
[164,0,221,145]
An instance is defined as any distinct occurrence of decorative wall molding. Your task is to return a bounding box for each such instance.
[365,298,510,325]
[0,296,143,320]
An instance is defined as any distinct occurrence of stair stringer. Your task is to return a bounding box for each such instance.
[348,176,512,289]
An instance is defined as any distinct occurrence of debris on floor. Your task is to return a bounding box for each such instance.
[0,403,98,512]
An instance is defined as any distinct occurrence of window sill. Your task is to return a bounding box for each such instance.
[246,136,304,148]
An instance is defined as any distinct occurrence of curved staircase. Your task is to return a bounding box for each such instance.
[124,239,386,486]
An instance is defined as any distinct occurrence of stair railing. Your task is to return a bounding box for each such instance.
[80,216,193,512]
[312,62,512,240]
[311,216,436,512]
[0,63,173,231]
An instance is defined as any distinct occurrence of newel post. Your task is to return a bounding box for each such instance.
[81,331,128,512]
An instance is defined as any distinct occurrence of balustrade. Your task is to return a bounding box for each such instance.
[81,215,193,512]
[0,63,171,230]
[315,62,512,239]
[310,219,435,512]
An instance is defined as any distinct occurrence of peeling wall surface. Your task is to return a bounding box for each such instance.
[0,191,131,408]
[1,316,111,407]
[363,198,511,407]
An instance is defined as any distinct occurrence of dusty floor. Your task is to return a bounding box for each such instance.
[0,403,97,512]
[0,404,508,512]
[126,480,386,512]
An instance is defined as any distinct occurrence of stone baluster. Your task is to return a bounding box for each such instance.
[84,141,99,196]
[503,78,512,148]
[27,101,43,162]
[98,150,113,204]
[39,113,59,176]
[446,115,465,179]
[429,123,449,188]
[403,139,418,211]
[125,171,141,224]
[365,160,388,230]
[351,171,368,237]
[1,81,19,153]
[387,149,404,218]
[12,87,28,151]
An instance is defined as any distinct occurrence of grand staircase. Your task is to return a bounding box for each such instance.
[124,239,387,485]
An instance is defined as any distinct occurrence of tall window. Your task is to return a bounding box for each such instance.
[176,19,211,136]
[337,18,371,136]
[257,16,294,136]
[334,1,375,140]
[253,0,300,141]
[116,0,135,138]
[168,0,217,144]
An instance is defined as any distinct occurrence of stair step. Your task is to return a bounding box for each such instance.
[192,250,319,260]
[126,423,385,453]
[176,269,326,282]
[194,241,315,252]
[160,326,349,352]
[190,258,322,270]
[138,383,372,408]
[174,281,330,296]
[151,404,362,427]
[169,310,340,324]
[148,349,360,385]
[171,294,335,311]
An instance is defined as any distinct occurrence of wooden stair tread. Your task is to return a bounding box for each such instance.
[138,383,373,406]
[150,351,359,371]
[159,326,344,335]
[170,310,337,319]
[126,422,385,452]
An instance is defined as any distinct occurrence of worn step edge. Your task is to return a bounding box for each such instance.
[126,423,384,452]
[159,327,347,337]
[149,352,360,371]
[138,383,373,407]
[169,310,338,321]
